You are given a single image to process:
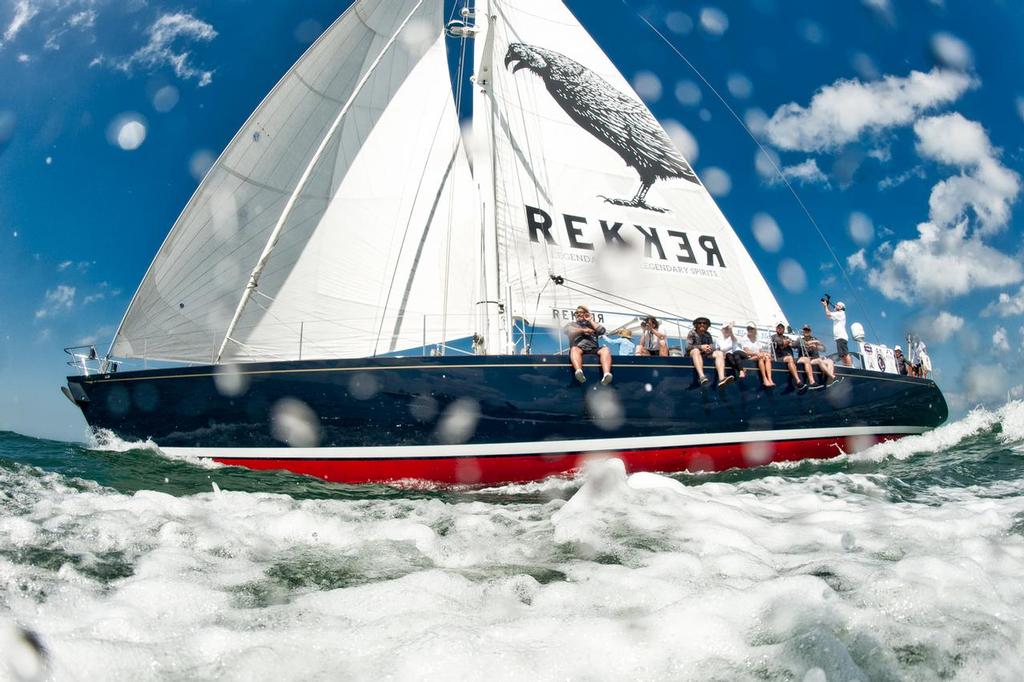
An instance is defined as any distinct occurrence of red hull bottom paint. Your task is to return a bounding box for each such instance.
[213,435,904,486]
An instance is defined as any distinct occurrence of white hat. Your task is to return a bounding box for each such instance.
[894,345,902,351]
[835,301,846,310]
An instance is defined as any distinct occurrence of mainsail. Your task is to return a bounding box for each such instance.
[472,0,787,341]
[111,0,789,365]
[111,0,480,363]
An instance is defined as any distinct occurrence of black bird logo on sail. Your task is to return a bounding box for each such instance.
[505,43,699,213]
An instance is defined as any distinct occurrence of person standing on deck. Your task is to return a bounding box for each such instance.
[822,299,853,367]
[565,305,613,385]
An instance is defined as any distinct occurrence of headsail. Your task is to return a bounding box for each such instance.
[111,0,479,362]
[473,0,787,338]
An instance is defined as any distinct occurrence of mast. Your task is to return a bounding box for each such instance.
[470,0,507,354]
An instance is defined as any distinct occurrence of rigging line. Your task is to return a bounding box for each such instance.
[620,0,879,341]
[557,275,695,323]
[525,276,551,351]
[557,281,668,322]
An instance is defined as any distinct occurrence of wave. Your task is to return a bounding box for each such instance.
[850,400,1024,463]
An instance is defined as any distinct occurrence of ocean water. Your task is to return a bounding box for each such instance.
[2,404,1024,681]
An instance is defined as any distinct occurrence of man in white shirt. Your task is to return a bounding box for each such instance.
[822,299,852,367]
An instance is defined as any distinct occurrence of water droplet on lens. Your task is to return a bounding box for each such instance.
[436,398,480,444]
[271,398,321,447]
[348,373,379,400]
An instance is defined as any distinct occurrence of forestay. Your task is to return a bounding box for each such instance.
[111,0,480,362]
[473,0,787,335]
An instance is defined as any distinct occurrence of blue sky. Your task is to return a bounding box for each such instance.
[1,0,1022,441]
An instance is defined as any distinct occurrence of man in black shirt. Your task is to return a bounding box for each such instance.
[798,325,835,389]
[686,316,731,387]
[566,305,613,385]
[770,322,805,389]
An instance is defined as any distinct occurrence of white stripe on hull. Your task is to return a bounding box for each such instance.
[161,425,929,460]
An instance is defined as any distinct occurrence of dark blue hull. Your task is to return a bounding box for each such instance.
[66,355,947,484]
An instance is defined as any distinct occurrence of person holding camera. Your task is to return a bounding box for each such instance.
[565,305,613,385]
[821,295,852,367]
[637,315,668,356]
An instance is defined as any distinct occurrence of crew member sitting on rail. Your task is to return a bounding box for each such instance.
[604,328,636,356]
[687,317,732,388]
[771,323,805,390]
[798,324,835,390]
[742,323,776,387]
[637,316,668,356]
[716,322,746,379]
[565,305,613,385]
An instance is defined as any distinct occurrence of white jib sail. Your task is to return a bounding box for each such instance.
[476,0,787,338]
[112,0,480,363]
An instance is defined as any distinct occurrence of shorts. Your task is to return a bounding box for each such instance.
[836,338,849,356]
[724,351,746,371]
[574,339,599,354]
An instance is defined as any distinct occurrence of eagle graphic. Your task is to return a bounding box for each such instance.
[505,43,699,213]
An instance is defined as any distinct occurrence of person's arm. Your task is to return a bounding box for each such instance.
[822,300,833,319]
[594,325,607,337]
[685,331,699,353]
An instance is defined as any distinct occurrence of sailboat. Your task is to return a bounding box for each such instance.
[63,0,947,485]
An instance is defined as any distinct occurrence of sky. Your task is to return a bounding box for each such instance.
[0,0,1022,442]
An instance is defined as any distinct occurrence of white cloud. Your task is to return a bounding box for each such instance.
[847,249,867,271]
[981,286,1024,318]
[765,68,975,152]
[914,113,992,166]
[914,114,1021,235]
[910,310,964,342]
[778,159,828,186]
[993,326,1010,352]
[56,260,72,271]
[116,13,217,86]
[866,222,1024,303]
[878,165,926,191]
[34,284,76,319]
[3,0,39,43]
[82,292,105,305]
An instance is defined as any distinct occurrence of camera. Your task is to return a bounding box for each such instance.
[820,293,831,305]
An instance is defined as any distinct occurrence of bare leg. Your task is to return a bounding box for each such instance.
[713,350,727,383]
[760,355,774,386]
[658,339,668,357]
[783,357,801,385]
[689,348,706,381]
[842,354,853,367]
[598,347,612,376]
[570,347,583,372]
[799,357,816,385]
